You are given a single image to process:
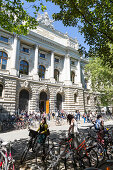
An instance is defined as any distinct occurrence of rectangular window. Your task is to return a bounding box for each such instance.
[55,58,59,63]
[0,36,8,43]
[40,53,45,58]
[2,59,7,70]
[22,47,29,53]
[71,61,75,65]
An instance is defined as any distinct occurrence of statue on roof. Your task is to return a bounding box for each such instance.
[37,12,54,29]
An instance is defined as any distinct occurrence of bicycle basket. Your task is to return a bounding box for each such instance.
[29,129,38,138]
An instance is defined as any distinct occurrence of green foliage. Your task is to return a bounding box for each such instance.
[85,57,113,105]
[47,0,113,68]
[0,0,46,35]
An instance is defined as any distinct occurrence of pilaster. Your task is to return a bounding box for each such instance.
[10,35,18,76]
[77,59,82,87]
[33,45,39,80]
[64,54,72,85]
[50,51,55,83]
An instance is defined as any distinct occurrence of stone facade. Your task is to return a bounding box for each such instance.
[0,12,99,116]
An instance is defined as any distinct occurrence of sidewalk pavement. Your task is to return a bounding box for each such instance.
[0,118,113,142]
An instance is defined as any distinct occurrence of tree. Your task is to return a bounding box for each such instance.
[47,0,113,68]
[0,0,46,35]
[85,57,113,106]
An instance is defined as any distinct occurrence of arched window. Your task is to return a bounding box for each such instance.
[87,96,90,105]
[56,93,62,111]
[54,69,59,82]
[0,51,8,70]
[19,89,29,112]
[19,60,29,75]
[0,84,3,97]
[39,65,45,79]
[85,78,87,89]
[94,97,97,105]
[71,71,75,84]
[74,93,77,103]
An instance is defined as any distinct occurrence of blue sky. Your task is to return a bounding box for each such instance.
[24,0,89,52]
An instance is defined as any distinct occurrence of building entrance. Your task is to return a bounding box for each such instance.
[56,93,62,111]
[19,89,29,112]
[39,92,47,113]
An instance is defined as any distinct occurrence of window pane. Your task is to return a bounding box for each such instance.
[55,58,59,63]
[22,47,29,53]
[0,36,8,43]
[39,65,45,78]
[71,61,75,65]
[0,85,3,97]
[40,53,45,58]
[2,59,7,65]
[3,52,8,58]
[2,59,7,69]
[2,64,6,69]
[0,51,2,57]
[19,60,29,75]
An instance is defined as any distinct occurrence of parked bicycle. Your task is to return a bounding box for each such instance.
[0,140,15,170]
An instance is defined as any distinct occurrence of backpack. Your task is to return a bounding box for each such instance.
[95,119,101,130]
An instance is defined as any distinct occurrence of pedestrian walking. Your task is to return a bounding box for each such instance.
[77,110,80,121]
[83,112,87,123]
[67,114,79,148]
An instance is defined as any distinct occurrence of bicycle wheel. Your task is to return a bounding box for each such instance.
[87,138,104,162]
[8,163,15,170]
[65,151,78,170]
[78,152,91,169]
[0,150,7,170]
[20,144,30,164]
[86,148,98,168]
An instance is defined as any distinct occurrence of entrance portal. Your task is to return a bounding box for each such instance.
[56,93,62,111]
[39,92,47,113]
[19,89,29,112]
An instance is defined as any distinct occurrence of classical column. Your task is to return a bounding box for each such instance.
[77,59,82,87]
[10,34,18,76]
[50,51,55,83]
[64,54,72,85]
[33,45,39,80]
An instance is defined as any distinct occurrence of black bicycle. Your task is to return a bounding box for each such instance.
[20,129,38,164]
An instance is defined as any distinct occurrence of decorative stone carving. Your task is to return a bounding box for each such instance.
[56,86,64,94]
[0,78,5,84]
[37,12,54,29]
[74,89,78,94]
[38,83,48,93]
[23,80,29,88]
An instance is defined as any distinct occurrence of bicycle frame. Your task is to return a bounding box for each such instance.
[0,142,15,170]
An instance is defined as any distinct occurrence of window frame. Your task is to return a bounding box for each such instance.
[54,69,59,82]
[0,84,3,98]
[40,53,45,59]
[0,36,8,43]
[87,96,90,105]
[71,60,75,65]
[19,60,29,75]
[71,71,75,84]
[74,93,77,103]
[55,58,60,63]
[39,65,45,79]
[0,51,8,70]
[22,47,29,54]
